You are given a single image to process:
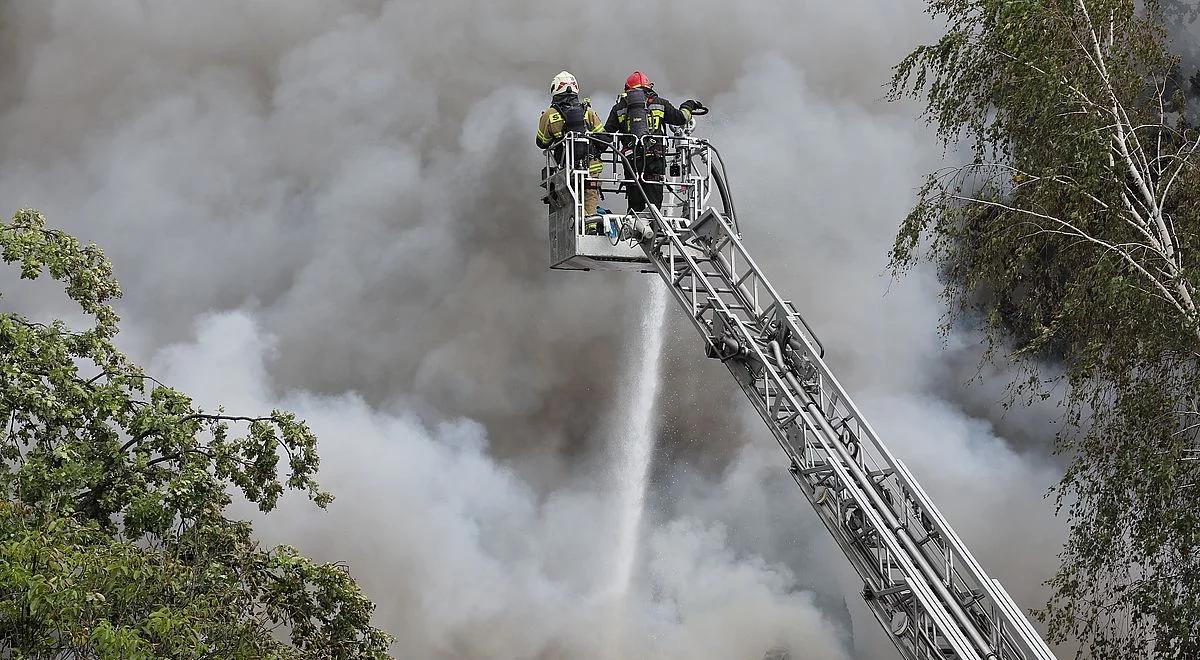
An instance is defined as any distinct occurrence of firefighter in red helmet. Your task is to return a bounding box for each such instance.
[600,71,702,213]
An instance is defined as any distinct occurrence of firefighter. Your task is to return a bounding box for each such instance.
[601,71,702,213]
[537,71,606,228]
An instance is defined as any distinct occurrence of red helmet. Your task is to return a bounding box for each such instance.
[624,70,653,91]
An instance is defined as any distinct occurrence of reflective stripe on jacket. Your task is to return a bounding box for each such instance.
[536,100,603,149]
[603,89,691,139]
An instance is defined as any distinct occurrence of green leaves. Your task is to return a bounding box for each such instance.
[0,211,393,657]
[894,2,1200,657]
[1,209,121,338]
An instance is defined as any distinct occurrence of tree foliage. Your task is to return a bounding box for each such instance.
[891,1,1200,657]
[0,209,393,658]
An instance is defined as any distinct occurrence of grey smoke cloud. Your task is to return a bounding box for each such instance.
[0,1,1068,657]
[150,310,850,659]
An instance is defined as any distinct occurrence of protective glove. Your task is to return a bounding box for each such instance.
[681,100,709,119]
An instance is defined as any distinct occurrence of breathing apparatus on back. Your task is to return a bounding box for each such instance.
[549,71,593,166]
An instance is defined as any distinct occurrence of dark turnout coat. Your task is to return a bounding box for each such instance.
[602,88,692,152]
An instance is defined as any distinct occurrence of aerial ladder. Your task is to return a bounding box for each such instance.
[540,117,1057,660]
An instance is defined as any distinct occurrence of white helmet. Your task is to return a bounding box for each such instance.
[550,70,579,96]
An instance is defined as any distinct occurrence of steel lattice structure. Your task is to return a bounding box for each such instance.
[542,128,1058,660]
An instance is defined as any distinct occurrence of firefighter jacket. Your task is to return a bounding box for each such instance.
[536,95,604,149]
[603,88,691,150]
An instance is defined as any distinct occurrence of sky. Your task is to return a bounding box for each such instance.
[0,2,1074,658]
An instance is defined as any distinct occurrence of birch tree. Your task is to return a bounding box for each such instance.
[891,1,1200,657]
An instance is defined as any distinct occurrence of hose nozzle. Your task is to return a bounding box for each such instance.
[621,215,654,243]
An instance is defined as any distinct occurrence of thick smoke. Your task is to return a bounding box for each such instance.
[0,1,1067,658]
[152,311,849,659]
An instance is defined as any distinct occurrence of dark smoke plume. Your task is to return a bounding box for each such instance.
[0,2,1066,657]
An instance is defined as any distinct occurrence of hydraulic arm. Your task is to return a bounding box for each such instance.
[543,130,1057,660]
[634,203,1055,660]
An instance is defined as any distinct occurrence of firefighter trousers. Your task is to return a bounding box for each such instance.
[622,155,665,213]
[584,169,599,216]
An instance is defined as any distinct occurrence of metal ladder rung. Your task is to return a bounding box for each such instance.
[874,582,914,598]
[798,463,834,477]
[757,300,778,324]
[959,589,986,606]
[762,392,794,407]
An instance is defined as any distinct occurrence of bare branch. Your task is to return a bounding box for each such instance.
[949,193,1194,323]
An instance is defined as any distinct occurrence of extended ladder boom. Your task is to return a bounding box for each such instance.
[542,129,1056,659]
[636,203,1055,660]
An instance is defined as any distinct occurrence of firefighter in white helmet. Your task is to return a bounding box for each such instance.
[537,71,606,230]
